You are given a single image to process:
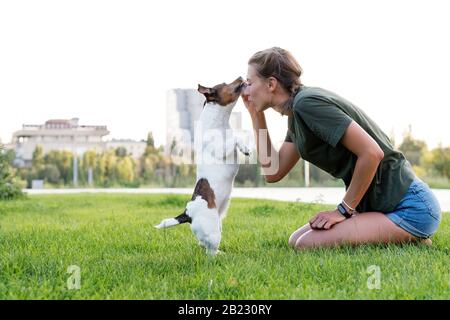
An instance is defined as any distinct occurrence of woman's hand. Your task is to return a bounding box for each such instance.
[309,209,346,230]
[241,92,258,116]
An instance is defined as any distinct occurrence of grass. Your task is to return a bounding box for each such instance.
[0,193,449,299]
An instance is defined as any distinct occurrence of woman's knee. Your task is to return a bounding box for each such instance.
[288,224,311,247]
[288,232,299,247]
[294,231,315,250]
[294,230,338,250]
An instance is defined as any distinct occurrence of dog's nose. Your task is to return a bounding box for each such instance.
[234,76,244,84]
[235,81,246,93]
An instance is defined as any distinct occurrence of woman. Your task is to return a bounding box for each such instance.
[242,47,442,250]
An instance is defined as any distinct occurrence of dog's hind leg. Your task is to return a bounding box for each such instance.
[156,178,216,229]
[154,209,191,229]
[204,232,221,256]
[218,197,231,221]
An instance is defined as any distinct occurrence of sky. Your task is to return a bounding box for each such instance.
[1,0,449,149]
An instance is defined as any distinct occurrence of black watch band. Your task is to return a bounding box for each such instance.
[337,203,352,219]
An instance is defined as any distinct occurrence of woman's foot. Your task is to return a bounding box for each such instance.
[419,238,432,246]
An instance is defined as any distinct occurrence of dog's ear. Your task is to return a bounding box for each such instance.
[198,84,217,106]
[198,84,213,95]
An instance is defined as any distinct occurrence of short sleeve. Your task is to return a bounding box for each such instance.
[295,97,353,147]
[284,130,293,143]
[284,116,293,143]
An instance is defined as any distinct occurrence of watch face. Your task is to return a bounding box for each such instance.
[338,204,351,218]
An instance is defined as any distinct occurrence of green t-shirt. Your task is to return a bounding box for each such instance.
[285,85,415,213]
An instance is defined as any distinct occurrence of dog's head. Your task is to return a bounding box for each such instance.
[198,77,246,107]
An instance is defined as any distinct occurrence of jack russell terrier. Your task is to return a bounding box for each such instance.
[155,77,250,256]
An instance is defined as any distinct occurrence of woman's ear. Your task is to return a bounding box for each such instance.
[267,77,278,92]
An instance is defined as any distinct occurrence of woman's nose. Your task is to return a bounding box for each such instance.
[242,84,250,95]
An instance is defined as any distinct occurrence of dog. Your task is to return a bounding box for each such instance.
[155,77,250,256]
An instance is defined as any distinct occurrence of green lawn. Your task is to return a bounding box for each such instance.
[0,194,448,299]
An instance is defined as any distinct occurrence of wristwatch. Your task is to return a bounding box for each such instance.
[337,203,352,219]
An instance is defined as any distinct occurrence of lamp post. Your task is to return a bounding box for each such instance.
[73,149,78,187]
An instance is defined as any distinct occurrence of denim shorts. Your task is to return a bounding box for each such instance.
[385,177,442,239]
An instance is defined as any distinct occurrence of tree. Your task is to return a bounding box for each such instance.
[32,145,45,168]
[115,147,128,158]
[139,132,168,185]
[39,164,61,184]
[116,156,135,183]
[44,150,73,184]
[97,150,118,186]
[0,144,24,200]
[427,145,450,179]
[398,126,427,166]
[143,131,158,158]
[235,164,258,185]
[147,131,155,148]
[140,154,159,182]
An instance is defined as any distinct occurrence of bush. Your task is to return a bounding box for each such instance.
[0,181,24,200]
[0,145,24,200]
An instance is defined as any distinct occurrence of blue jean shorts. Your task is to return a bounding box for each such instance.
[385,177,442,239]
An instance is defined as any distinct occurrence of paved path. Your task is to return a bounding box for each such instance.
[25,187,450,211]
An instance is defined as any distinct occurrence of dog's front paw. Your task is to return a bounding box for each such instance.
[238,144,251,157]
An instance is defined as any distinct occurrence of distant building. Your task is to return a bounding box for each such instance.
[166,89,203,155]
[166,89,243,155]
[11,118,109,167]
[106,139,147,159]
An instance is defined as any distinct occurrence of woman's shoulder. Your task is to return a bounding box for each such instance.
[294,85,333,100]
[293,86,349,111]
[293,86,328,111]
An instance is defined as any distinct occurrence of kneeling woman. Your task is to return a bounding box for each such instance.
[242,47,442,249]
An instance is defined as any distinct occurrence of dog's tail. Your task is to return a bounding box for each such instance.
[154,209,192,229]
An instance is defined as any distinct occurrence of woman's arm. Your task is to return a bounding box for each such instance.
[250,111,300,183]
[309,120,384,230]
[340,120,384,210]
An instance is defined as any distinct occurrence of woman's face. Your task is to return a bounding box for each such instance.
[244,64,272,112]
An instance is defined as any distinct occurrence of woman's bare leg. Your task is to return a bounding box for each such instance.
[288,223,312,247]
[294,212,420,250]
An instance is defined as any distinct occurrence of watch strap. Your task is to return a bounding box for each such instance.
[337,203,352,219]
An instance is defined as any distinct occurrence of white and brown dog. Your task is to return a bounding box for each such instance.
[155,77,250,256]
